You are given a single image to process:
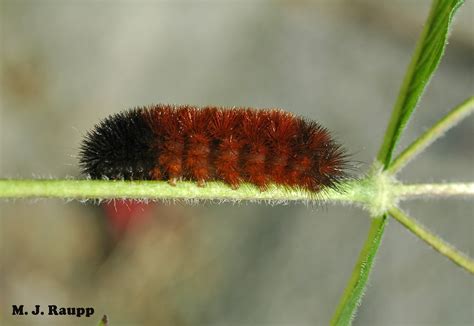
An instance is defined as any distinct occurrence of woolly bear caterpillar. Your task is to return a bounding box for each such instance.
[79,104,349,192]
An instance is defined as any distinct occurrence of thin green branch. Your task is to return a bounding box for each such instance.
[0,179,472,203]
[388,96,474,174]
[0,179,362,202]
[330,214,387,326]
[394,182,474,198]
[388,206,474,274]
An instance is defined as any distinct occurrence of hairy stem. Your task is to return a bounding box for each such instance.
[0,179,473,203]
[388,206,474,274]
[330,214,387,326]
[0,179,361,202]
[394,182,474,198]
[389,96,474,174]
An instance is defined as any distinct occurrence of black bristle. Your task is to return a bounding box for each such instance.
[79,108,155,180]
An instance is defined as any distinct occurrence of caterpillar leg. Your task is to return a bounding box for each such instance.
[168,178,177,186]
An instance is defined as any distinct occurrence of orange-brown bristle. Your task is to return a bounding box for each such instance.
[79,104,350,192]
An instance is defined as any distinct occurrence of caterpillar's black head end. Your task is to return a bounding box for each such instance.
[79,109,155,180]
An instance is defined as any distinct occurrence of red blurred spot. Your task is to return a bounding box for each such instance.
[103,200,153,237]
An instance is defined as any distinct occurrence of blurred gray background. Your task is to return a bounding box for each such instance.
[1,0,473,325]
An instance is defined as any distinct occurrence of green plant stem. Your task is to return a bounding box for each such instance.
[0,179,473,202]
[388,206,474,274]
[394,182,474,198]
[389,96,474,174]
[330,214,387,326]
[0,179,354,201]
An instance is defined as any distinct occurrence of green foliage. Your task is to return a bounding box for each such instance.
[332,0,466,325]
[378,0,465,167]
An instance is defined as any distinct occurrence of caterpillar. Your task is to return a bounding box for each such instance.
[79,104,349,192]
